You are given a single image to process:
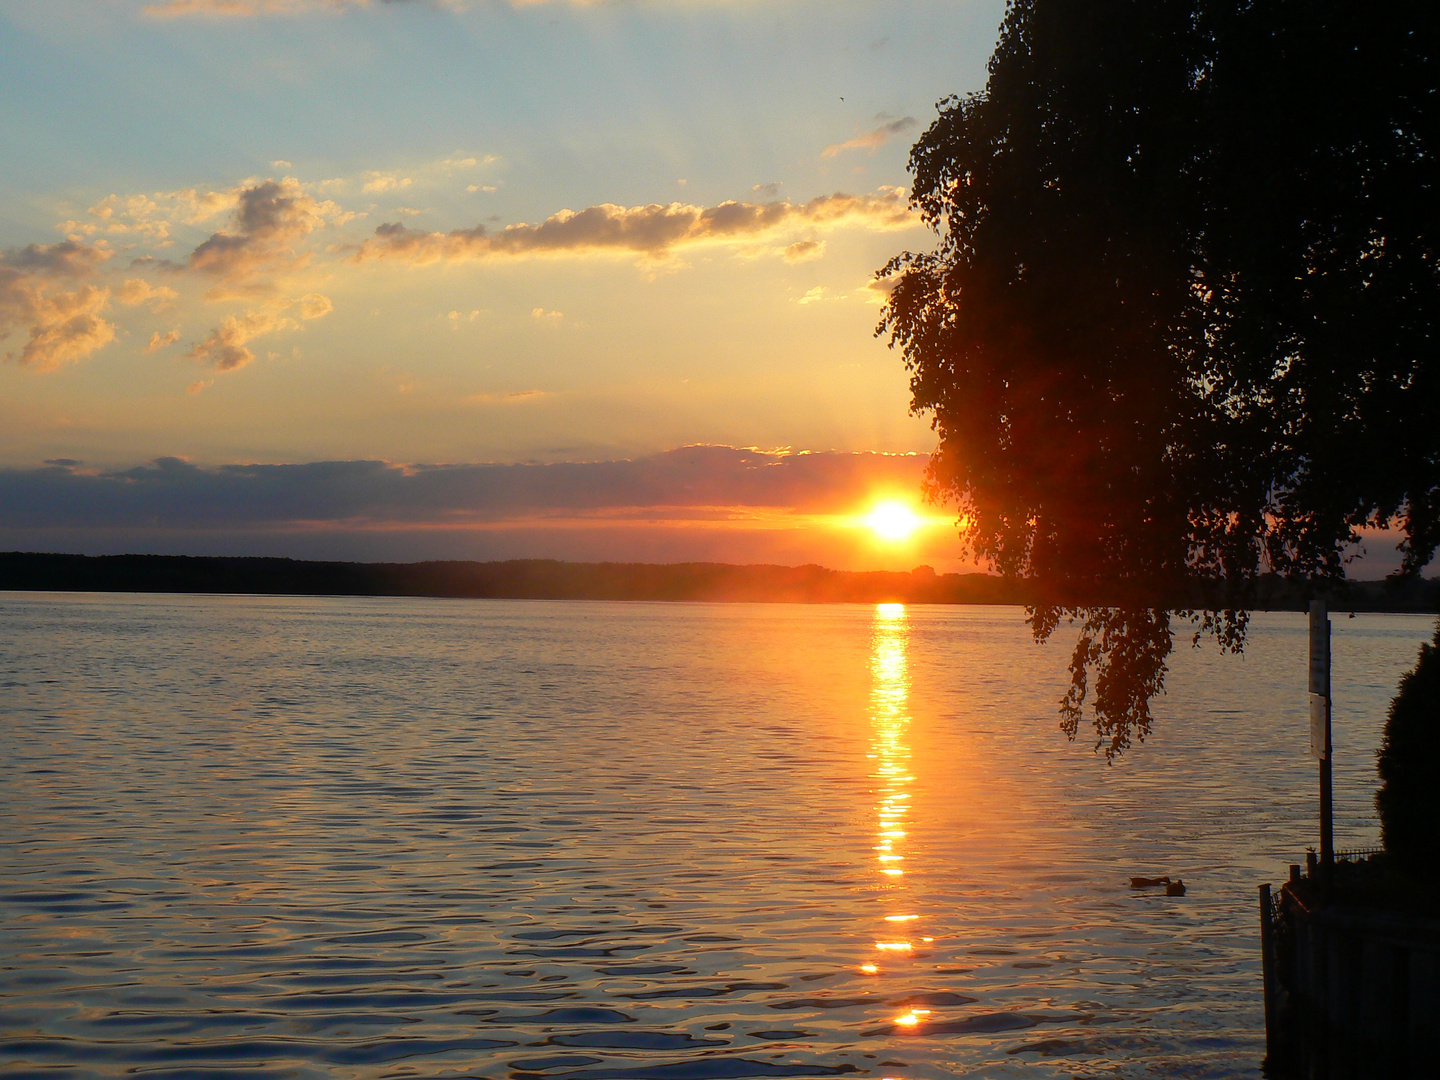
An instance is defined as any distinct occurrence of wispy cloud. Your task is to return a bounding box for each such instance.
[147,329,182,352]
[298,293,333,320]
[361,172,414,195]
[862,274,899,305]
[783,240,824,263]
[465,389,548,404]
[144,0,420,16]
[63,187,237,245]
[188,310,290,371]
[822,117,919,159]
[115,278,178,311]
[188,291,332,371]
[354,190,915,265]
[141,0,681,16]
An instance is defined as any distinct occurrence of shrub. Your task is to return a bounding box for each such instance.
[1375,619,1440,884]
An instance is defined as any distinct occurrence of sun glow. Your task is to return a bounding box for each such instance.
[866,501,922,541]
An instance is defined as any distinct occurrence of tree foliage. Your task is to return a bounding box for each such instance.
[878,0,1439,757]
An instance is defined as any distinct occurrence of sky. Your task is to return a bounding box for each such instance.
[0,0,1016,569]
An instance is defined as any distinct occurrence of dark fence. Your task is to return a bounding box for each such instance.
[1260,877,1440,1077]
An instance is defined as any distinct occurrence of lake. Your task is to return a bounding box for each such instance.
[2,593,1433,1079]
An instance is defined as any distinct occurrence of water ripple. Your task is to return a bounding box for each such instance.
[2,594,1429,1079]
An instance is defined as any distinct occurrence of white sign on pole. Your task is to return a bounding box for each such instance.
[1309,692,1328,760]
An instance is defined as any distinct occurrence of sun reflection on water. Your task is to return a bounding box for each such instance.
[865,602,927,1029]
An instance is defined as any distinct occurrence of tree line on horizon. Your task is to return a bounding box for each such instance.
[2,551,1437,611]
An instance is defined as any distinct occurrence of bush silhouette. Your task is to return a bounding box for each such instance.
[1376,620,1440,883]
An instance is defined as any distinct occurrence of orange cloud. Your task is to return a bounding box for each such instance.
[0,241,116,370]
[115,278,179,311]
[464,389,548,404]
[68,188,238,245]
[145,0,362,15]
[298,293,333,320]
[13,175,914,377]
[863,274,899,305]
[142,0,656,14]
[187,178,330,287]
[784,240,824,263]
[189,292,330,371]
[354,190,916,265]
[5,286,115,369]
[188,311,285,371]
[361,172,414,194]
[148,329,182,352]
[822,117,919,159]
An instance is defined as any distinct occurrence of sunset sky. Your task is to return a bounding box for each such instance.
[1,0,1001,568]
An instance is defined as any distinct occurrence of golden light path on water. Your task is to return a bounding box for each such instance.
[865,602,936,1034]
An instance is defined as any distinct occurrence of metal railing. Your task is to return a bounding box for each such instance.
[1332,846,1382,861]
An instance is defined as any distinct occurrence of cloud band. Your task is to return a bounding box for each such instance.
[355,191,916,265]
[0,447,928,529]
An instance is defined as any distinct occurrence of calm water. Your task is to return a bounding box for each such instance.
[2,595,1433,1080]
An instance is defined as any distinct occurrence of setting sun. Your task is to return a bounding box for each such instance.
[866,502,922,541]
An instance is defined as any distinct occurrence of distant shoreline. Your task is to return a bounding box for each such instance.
[2,551,1437,611]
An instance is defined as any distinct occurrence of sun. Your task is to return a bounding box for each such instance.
[866,501,922,541]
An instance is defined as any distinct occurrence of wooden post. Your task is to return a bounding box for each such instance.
[1309,598,1334,884]
[1321,611,1333,878]
[1259,884,1278,1063]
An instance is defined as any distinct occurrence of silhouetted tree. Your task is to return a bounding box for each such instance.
[878,0,1438,757]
